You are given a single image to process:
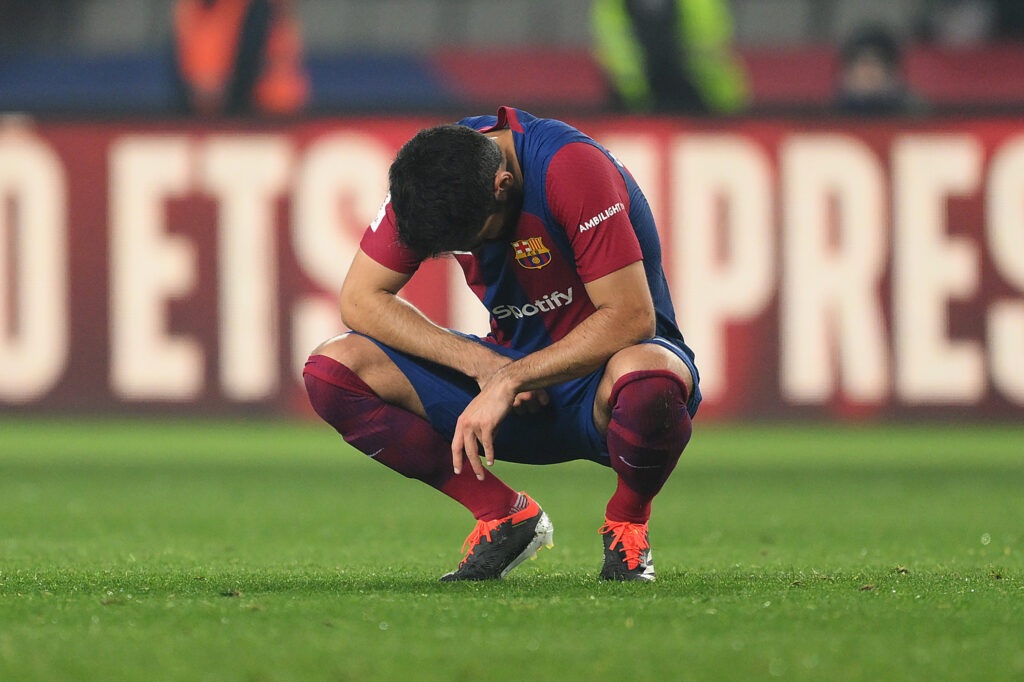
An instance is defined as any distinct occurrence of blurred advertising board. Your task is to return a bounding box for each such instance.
[1,116,1023,420]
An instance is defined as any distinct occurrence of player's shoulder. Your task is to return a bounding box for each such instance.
[523,112,591,150]
[359,193,421,274]
[520,118,599,190]
[456,114,498,131]
[549,140,614,168]
[545,142,623,196]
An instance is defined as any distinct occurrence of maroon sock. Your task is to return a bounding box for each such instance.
[604,370,692,523]
[303,354,517,521]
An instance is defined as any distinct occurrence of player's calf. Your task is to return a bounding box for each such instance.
[604,369,692,524]
[599,369,690,581]
[303,353,520,526]
[303,353,453,487]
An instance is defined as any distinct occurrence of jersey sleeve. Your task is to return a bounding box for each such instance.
[358,194,422,274]
[545,142,643,283]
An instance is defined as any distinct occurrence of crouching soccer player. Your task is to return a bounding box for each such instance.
[303,107,701,581]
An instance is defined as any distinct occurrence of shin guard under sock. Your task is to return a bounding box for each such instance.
[604,370,692,523]
[303,354,517,521]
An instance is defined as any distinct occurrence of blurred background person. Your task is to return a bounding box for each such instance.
[918,0,1024,43]
[836,25,924,115]
[917,0,995,45]
[993,0,1024,40]
[171,0,309,117]
[590,0,749,115]
[0,0,78,52]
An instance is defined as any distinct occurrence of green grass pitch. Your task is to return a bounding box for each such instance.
[1,417,1022,681]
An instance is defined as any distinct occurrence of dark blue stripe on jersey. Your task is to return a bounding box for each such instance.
[458,115,498,131]
[618,165,687,349]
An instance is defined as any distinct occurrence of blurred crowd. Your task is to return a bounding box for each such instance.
[170,0,307,116]
[0,0,1022,117]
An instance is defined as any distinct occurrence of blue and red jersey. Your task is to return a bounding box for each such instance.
[360,106,692,364]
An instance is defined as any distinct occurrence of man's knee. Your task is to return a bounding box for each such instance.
[306,333,426,419]
[302,352,376,436]
[594,344,693,435]
[609,370,691,441]
[605,344,693,397]
[309,333,379,374]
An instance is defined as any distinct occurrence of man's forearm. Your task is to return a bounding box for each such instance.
[492,304,654,396]
[492,262,657,395]
[341,290,501,381]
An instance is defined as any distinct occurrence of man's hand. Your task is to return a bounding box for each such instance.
[469,350,550,416]
[452,374,518,480]
[512,388,550,414]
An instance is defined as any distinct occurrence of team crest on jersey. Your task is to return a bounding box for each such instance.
[512,237,552,269]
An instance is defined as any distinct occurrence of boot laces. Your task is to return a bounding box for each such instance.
[600,520,650,570]
[459,518,504,565]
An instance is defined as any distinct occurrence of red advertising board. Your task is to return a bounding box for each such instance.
[1,116,1023,419]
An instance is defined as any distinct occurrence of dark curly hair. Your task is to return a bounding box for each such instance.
[388,124,504,258]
